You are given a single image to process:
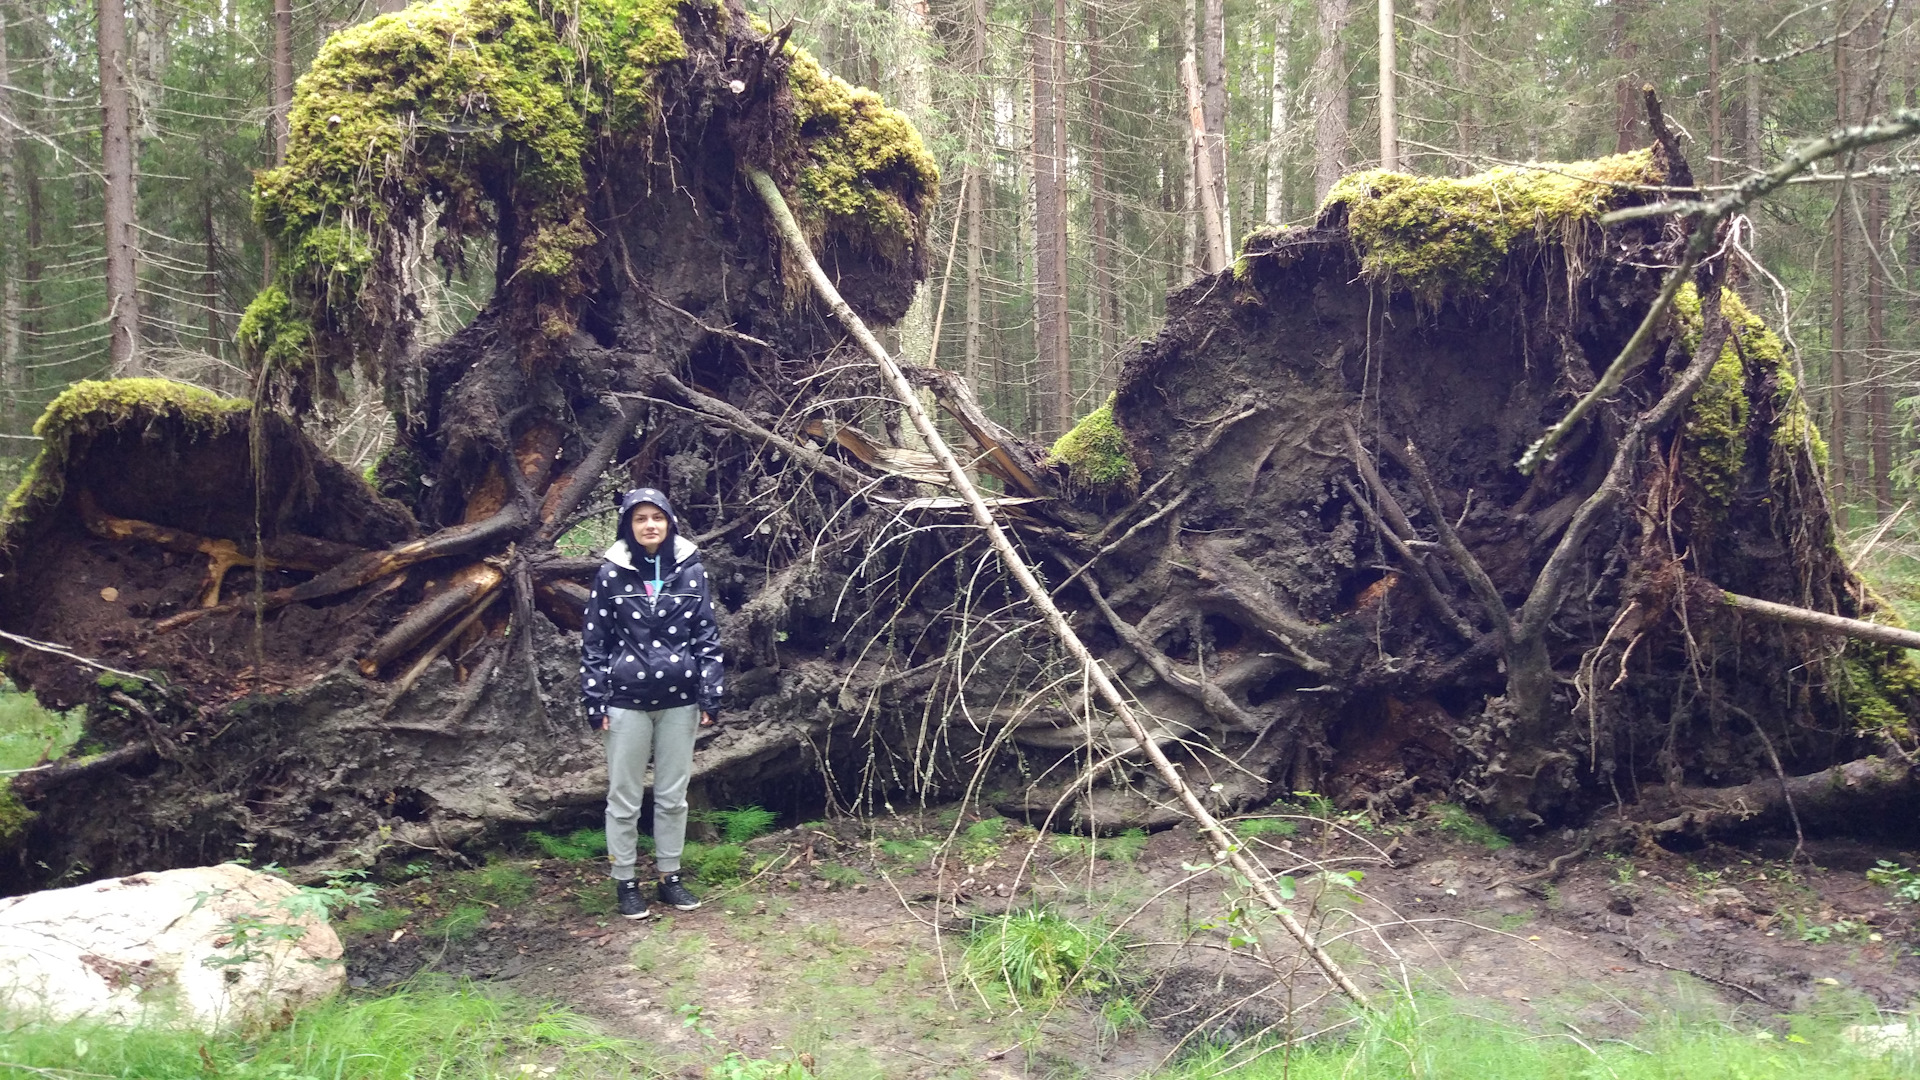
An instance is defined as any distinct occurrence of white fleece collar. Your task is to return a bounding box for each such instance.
[605,534,697,572]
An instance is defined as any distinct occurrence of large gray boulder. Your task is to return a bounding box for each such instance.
[0,864,344,1029]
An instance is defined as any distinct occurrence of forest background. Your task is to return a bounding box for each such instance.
[4,0,1919,529]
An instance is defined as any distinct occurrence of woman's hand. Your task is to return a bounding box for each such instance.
[597,712,611,731]
[700,711,714,727]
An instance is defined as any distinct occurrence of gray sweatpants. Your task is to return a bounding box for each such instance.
[603,704,699,879]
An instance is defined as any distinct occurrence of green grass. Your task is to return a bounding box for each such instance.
[1427,803,1511,850]
[453,860,538,906]
[529,827,608,861]
[1051,827,1151,863]
[341,904,412,936]
[0,976,662,1078]
[430,902,490,940]
[1154,994,1915,1079]
[0,687,84,771]
[695,805,780,844]
[815,862,864,888]
[1235,817,1300,838]
[682,841,745,885]
[964,908,1125,1002]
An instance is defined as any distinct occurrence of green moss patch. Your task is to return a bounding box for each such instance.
[786,48,939,267]
[1671,286,1825,522]
[0,379,250,548]
[1049,396,1139,496]
[1317,151,1658,300]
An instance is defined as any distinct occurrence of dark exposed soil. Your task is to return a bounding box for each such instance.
[336,808,1920,1078]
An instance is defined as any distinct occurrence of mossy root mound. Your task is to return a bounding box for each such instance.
[3,111,1914,888]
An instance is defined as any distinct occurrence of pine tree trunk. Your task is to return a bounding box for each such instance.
[1202,0,1229,249]
[203,192,221,361]
[0,4,20,427]
[271,0,292,165]
[1086,0,1116,386]
[1452,0,1472,175]
[98,0,141,375]
[1706,3,1721,186]
[963,0,987,406]
[1745,31,1762,175]
[1030,0,1068,435]
[1831,23,1851,517]
[892,0,934,367]
[1609,0,1640,153]
[1376,0,1396,171]
[1265,0,1292,224]
[1310,0,1351,203]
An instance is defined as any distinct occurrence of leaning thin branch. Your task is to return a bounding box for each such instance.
[1525,102,1920,473]
[0,629,157,685]
[1722,590,1920,651]
[746,166,1373,1011]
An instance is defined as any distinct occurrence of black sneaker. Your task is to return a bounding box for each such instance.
[658,873,700,911]
[615,878,650,920]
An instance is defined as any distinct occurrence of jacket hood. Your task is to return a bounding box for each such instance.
[608,487,696,571]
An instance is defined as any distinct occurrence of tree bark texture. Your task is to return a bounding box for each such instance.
[1031,0,1070,435]
[1265,0,1293,223]
[1310,0,1351,203]
[1376,0,1396,171]
[98,0,141,375]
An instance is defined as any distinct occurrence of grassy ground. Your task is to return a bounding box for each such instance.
[0,685,83,773]
[3,978,1912,1079]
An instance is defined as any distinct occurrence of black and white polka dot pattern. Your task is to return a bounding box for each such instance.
[579,488,726,727]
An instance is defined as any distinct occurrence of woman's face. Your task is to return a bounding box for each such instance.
[629,503,671,553]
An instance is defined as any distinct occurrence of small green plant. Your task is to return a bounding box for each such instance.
[529,827,608,861]
[697,805,780,844]
[815,862,864,888]
[964,908,1124,1001]
[431,902,489,940]
[1099,994,1148,1037]
[960,816,1009,862]
[879,837,937,864]
[1236,817,1299,838]
[1868,860,1920,902]
[683,842,745,885]
[1050,828,1150,863]
[1797,917,1873,944]
[573,884,618,917]
[1603,852,1636,884]
[676,1002,714,1038]
[451,861,537,907]
[342,904,412,936]
[1427,803,1511,850]
[712,1052,809,1079]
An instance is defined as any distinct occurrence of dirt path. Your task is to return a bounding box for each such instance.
[341,809,1920,1078]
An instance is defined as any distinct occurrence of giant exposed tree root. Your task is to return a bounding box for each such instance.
[1,36,1915,894]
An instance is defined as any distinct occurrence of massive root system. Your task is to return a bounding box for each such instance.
[0,24,1911,890]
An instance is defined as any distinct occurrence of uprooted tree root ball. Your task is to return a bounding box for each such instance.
[0,38,1913,891]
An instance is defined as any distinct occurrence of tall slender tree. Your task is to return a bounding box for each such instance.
[99,0,141,375]
[1265,0,1293,223]
[1377,0,1396,171]
[1310,0,1351,203]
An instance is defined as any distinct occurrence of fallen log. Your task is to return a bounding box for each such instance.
[1618,756,1918,845]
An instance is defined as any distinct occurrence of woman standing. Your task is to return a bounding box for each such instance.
[580,487,725,919]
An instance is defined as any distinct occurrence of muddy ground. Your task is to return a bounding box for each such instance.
[337,804,1920,1078]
